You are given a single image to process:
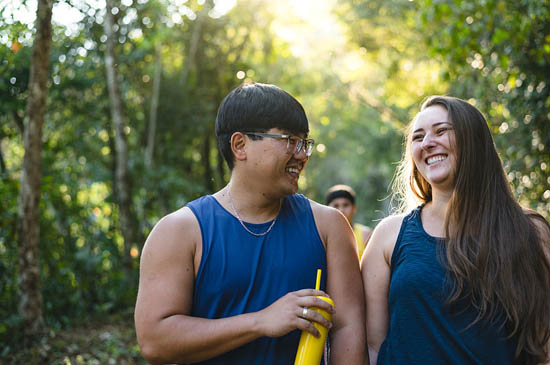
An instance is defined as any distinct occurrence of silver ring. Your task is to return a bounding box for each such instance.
[302,307,308,318]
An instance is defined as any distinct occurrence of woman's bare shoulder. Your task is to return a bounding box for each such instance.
[366,213,408,263]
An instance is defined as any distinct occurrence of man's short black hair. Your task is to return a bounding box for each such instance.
[215,83,309,170]
[326,184,356,205]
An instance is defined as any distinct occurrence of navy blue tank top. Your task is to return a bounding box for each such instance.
[378,206,520,365]
[187,194,327,365]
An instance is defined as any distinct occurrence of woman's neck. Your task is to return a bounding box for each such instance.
[422,189,453,238]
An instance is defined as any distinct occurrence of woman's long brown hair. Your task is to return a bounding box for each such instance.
[394,96,550,363]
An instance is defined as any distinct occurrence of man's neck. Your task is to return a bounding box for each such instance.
[215,181,283,224]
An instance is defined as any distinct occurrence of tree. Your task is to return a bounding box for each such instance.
[413,0,550,217]
[103,0,136,272]
[339,0,550,218]
[17,0,53,338]
[144,42,161,168]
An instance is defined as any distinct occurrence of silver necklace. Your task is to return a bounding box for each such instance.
[227,188,281,237]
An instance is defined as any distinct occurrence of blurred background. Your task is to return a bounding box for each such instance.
[1,0,549,362]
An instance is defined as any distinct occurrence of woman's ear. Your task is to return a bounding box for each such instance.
[231,132,247,162]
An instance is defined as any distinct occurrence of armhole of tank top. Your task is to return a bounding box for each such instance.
[389,213,412,272]
[303,196,328,254]
[185,202,206,282]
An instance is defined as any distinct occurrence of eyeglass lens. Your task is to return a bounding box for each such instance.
[287,137,314,156]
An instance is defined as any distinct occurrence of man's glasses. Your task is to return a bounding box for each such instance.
[244,132,315,157]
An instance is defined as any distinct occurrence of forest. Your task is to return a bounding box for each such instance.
[1,0,549,362]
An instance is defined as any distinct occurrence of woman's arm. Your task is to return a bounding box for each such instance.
[360,215,403,365]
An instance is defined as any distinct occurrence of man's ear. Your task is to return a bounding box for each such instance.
[231,132,247,162]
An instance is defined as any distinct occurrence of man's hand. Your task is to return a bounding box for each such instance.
[255,289,335,338]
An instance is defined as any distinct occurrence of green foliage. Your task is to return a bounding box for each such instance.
[1,0,548,355]
[2,311,145,364]
[413,0,550,216]
[1,0,298,351]
[0,174,20,343]
[339,0,550,218]
[0,22,28,349]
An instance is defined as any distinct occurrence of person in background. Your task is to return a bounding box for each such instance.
[135,83,366,365]
[326,184,373,259]
[362,95,550,364]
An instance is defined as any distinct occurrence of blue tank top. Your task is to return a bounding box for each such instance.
[187,194,327,365]
[378,206,521,365]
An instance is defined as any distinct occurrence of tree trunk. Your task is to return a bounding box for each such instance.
[145,43,162,169]
[0,138,6,174]
[179,1,211,86]
[103,0,135,270]
[202,131,214,192]
[216,147,227,187]
[18,0,53,338]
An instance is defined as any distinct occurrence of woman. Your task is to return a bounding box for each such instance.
[362,96,550,364]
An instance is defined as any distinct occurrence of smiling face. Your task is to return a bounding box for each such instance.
[216,83,310,171]
[410,104,457,193]
[246,127,309,197]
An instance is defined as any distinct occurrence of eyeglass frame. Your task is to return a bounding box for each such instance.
[243,132,315,157]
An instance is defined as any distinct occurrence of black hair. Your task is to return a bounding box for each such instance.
[215,83,309,170]
[325,184,356,205]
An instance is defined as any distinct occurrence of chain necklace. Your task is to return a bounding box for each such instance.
[227,187,281,237]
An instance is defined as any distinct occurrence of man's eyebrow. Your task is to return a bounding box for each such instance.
[283,130,308,138]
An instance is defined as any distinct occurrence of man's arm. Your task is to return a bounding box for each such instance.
[360,215,403,365]
[312,202,367,364]
[134,207,334,364]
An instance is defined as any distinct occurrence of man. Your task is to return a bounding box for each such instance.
[135,83,366,364]
[326,185,373,260]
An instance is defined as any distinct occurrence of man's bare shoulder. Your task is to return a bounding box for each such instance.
[309,198,347,221]
[309,199,350,231]
[308,199,354,254]
[164,206,199,226]
[151,206,200,238]
[141,207,201,261]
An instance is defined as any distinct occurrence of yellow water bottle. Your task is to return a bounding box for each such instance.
[294,269,334,365]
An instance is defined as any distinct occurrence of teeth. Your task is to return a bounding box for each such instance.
[287,167,299,174]
[427,155,446,165]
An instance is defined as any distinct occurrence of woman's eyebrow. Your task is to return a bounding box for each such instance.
[413,121,451,134]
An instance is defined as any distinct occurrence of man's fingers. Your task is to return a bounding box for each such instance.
[303,308,332,329]
[297,304,333,330]
[297,296,335,314]
[294,288,329,297]
[296,318,321,338]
